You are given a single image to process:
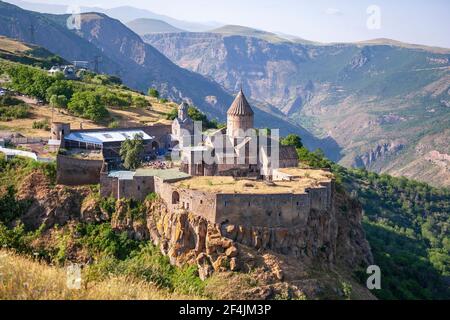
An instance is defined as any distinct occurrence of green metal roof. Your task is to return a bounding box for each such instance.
[134,168,191,181]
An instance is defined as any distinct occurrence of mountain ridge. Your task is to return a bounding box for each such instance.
[126,18,186,35]
[4,0,222,31]
[0,2,340,158]
[144,30,450,187]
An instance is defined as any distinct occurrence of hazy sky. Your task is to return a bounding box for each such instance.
[18,0,450,48]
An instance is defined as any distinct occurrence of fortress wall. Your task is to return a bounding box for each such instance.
[56,155,103,186]
[306,181,332,211]
[155,181,332,228]
[155,178,217,222]
[100,173,115,198]
[127,176,155,201]
[215,193,311,227]
[179,189,217,223]
[100,175,155,201]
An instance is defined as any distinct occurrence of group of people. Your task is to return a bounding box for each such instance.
[143,160,173,170]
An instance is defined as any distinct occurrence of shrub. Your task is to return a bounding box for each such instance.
[99,197,116,216]
[108,120,120,128]
[0,186,31,224]
[32,119,50,130]
[145,192,159,202]
[147,88,160,98]
[0,104,30,120]
[281,134,303,149]
[0,94,22,106]
[166,108,178,120]
[76,223,139,260]
[0,222,30,253]
[132,95,148,108]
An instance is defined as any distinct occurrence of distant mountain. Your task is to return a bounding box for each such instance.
[144,28,450,187]
[4,0,222,31]
[3,0,69,14]
[126,18,185,35]
[209,25,290,43]
[0,1,337,156]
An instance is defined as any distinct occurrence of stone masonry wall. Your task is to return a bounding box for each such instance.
[156,180,333,229]
[154,177,218,222]
[57,155,103,186]
[215,193,311,227]
[100,174,155,202]
[100,171,333,229]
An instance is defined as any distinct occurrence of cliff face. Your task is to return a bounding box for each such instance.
[110,184,373,286]
[15,170,374,299]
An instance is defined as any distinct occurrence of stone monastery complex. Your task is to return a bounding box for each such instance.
[51,90,333,228]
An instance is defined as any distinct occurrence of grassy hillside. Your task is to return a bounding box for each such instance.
[288,139,450,300]
[0,36,67,69]
[0,250,197,300]
[0,47,176,137]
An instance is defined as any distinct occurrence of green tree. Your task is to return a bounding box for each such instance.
[96,88,131,107]
[68,91,108,121]
[7,65,55,100]
[166,108,178,120]
[187,106,221,129]
[49,94,68,108]
[46,80,74,101]
[120,133,145,170]
[148,88,160,98]
[281,134,303,149]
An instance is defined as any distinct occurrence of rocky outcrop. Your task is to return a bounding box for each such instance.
[141,184,372,280]
[12,170,375,299]
[110,199,150,241]
[353,141,405,168]
[16,171,91,229]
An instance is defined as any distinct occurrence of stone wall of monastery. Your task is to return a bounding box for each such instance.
[56,155,103,186]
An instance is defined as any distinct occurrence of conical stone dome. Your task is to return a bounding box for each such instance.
[226,89,254,137]
[227,89,254,116]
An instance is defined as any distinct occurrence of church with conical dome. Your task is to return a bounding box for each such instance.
[226,89,255,137]
[171,89,299,177]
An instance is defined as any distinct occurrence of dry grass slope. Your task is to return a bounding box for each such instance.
[0,250,199,300]
[0,96,174,138]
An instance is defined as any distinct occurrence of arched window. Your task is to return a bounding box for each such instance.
[172,191,180,204]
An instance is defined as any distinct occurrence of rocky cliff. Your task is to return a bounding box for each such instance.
[15,170,374,299]
[105,183,373,299]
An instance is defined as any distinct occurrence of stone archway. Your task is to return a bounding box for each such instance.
[172,191,180,205]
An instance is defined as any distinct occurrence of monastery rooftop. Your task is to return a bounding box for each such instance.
[174,168,333,194]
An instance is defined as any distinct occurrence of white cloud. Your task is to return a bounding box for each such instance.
[325,8,343,16]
